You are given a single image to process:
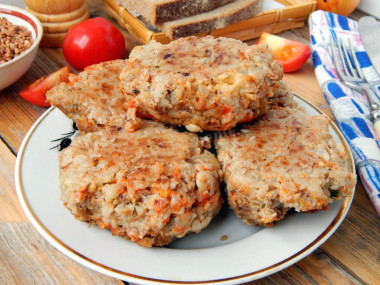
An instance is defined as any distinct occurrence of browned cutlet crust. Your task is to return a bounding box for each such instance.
[59,120,223,247]
[46,60,141,133]
[215,107,356,227]
[120,36,283,132]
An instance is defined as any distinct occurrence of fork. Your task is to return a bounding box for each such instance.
[332,35,380,138]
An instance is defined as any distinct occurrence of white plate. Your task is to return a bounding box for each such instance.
[15,95,355,284]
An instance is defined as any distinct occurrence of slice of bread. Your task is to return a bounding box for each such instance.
[159,0,263,39]
[116,0,234,24]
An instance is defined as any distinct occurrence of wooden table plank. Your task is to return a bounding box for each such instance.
[289,249,358,285]
[0,223,125,285]
[320,184,380,285]
[0,140,27,223]
[246,248,360,285]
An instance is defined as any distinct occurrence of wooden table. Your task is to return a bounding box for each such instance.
[0,1,379,284]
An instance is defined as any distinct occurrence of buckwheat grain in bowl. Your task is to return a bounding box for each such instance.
[58,120,223,247]
[0,17,33,64]
[0,4,42,91]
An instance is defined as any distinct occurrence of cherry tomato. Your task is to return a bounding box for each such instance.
[19,66,70,107]
[62,17,125,70]
[257,33,312,73]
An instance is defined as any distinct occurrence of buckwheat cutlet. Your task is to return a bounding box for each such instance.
[120,36,283,132]
[59,120,223,247]
[215,106,356,227]
[46,60,141,133]
[263,79,294,111]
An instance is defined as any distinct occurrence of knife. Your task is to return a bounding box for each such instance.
[358,16,380,77]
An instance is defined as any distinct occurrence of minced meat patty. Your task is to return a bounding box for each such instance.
[59,120,223,247]
[46,60,142,133]
[120,36,283,132]
[215,106,356,227]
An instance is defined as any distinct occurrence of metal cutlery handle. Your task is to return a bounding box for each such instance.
[358,86,380,137]
[363,85,380,112]
[331,32,380,140]
[345,82,379,110]
[361,86,380,139]
[345,82,380,139]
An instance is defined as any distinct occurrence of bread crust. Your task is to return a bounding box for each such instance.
[116,0,235,24]
[160,0,263,39]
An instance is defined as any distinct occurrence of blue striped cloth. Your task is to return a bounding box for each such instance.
[309,10,380,216]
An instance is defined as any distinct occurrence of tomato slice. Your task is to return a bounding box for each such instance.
[257,33,312,73]
[19,66,70,107]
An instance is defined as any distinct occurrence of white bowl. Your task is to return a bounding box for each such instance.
[0,4,43,91]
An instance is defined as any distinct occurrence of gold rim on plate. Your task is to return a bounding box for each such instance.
[15,93,355,284]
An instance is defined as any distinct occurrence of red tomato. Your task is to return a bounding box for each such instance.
[257,33,312,73]
[62,17,125,70]
[19,66,70,107]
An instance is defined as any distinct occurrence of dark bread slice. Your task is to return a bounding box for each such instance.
[159,0,263,39]
[116,0,234,24]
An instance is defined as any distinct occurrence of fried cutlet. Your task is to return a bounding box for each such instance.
[46,60,141,133]
[215,106,356,227]
[120,36,283,132]
[59,120,223,247]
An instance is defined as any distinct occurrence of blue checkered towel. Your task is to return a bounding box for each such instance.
[309,10,380,216]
